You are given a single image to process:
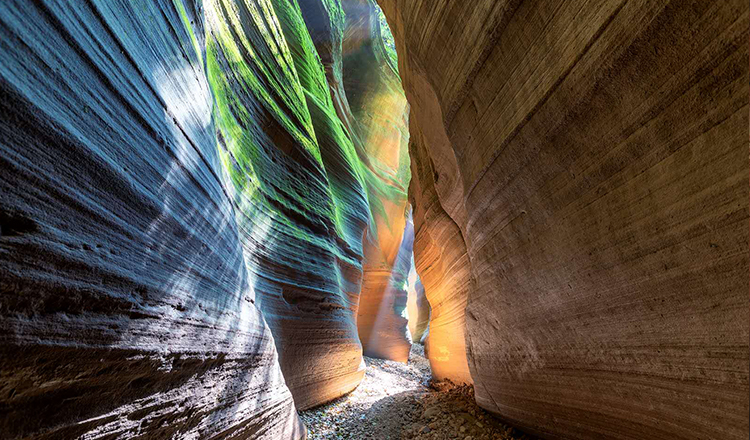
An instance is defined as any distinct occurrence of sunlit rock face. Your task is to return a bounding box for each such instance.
[382,0,749,439]
[408,126,473,384]
[406,277,430,344]
[341,0,413,363]
[0,0,305,438]
[216,0,370,411]
[357,213,413,362]
[0,0,410,436]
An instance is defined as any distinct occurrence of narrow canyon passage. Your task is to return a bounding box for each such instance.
[0,1,748,440]
[300,345,530,440]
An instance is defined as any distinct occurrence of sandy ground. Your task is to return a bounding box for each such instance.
[299,345,534,440]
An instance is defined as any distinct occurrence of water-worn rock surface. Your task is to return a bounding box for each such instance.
[0,0,405,437]
[408,126,473,384]
[0,0,307,437]
[380,0,749,438]
[1,0,748,439]
[345,0,414,364]
[407,278,430,344]
[358,213,414,362]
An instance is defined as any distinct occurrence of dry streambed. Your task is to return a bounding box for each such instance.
[299,345,533,440]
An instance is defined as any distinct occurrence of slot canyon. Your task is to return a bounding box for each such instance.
[0,0,747,439]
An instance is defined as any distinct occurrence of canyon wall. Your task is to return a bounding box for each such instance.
[3,0,747,438]
[412,280,430,344]
[342,0,413,362]
[0,0,407,437]
[215,0,369,411]
[381,0,750,439]
[408,123,473,383]
[0,0,305,437]
[407,272,430,344]
[357,212,414,361]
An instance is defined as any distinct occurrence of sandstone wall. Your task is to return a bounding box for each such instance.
[408,123,474,383]
[342,0,414,362]
[358,213,414,362]
[0,0,410,436]
[382,0,750,438]
[0,0,304,437]
[218,0,369,410]
[407,273,430,344]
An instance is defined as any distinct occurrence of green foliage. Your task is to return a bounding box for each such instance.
[376,4,398,68]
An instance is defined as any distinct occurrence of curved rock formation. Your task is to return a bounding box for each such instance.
[341,0,413,362]
[357,212,414,362]
[406,277,430,344]
[0,0,304,437]
[4,0,748,438]
[382,0,749,438]
[212,0,370,410]
[408,125,473,384]
[0,0,406,436]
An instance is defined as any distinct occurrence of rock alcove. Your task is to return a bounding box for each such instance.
[0,0,747,439]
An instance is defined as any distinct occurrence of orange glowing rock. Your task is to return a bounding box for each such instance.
[381,1,749,438]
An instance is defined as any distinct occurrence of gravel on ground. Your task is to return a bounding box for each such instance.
[299,344,534,440]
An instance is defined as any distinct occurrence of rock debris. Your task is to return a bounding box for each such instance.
[300,345,533,440]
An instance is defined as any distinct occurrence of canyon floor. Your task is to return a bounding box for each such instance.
[299,345,533,440]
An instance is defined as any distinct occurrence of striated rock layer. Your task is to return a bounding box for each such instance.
[211,0,370,410]
[408,125,473,384]
[0,0,305,438]
[406,270,430,344]
[411,280,430,344]
[357,213,414,362]
[342,0,413,363]
[382,0,749,439]
[0,0,409,436]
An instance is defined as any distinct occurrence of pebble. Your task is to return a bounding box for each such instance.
[298,344,532,440]
[423,406,440,419]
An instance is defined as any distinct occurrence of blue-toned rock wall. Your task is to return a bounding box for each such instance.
[0,0,409,437]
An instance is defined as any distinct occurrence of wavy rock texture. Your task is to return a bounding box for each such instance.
[357,213,413,362]
[341,0,413,362]
[406,277,430,344]
[408,125,473,384]
[208,0,370,410]
[0,0,305,438]
[0,0,409,437]
[382,0,749,439]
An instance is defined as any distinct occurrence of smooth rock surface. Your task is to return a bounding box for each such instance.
[4,0,748,438]
[412,280,430,344]
[408,125,473,384]
[0,0,407,436]
[381,0,749,438]
[358,213,414,362]
[342,0,413,363]
[407,276,430,344]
